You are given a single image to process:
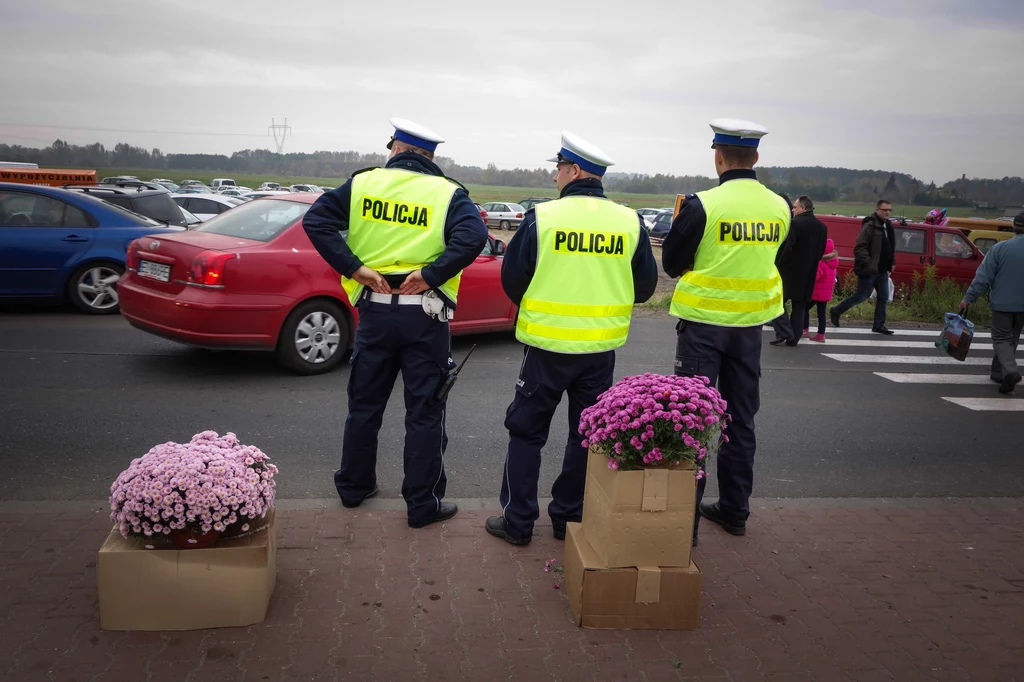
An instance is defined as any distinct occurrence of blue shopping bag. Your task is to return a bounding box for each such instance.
[935,311,974,361]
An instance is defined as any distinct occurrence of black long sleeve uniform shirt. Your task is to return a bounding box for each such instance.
[499,177,659,306]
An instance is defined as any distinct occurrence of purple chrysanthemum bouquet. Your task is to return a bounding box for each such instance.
[579,373,730,474]
[109,431,278,540]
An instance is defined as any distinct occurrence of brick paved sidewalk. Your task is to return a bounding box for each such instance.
[1,503,1023,682]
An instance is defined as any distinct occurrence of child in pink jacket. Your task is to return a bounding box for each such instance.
[804,238,839,342]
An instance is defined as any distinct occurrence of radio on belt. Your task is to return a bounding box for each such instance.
[434,344,477,402]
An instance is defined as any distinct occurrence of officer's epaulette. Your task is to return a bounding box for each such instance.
[350,166,379,178]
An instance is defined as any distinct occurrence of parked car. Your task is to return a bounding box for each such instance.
[64,185,187,227]
[289,184,323,193]
[517,197,553,211]
[0,183,180,314]
[964,229,1014,255]
[210,178,237,190]
[240,191,294,200]
[819,216,982,290]
[178,181,213,193]
[258,182,282,191]
[170,194,245,222]
[473,203,488,222]
[151,179,179,192]
[636,207,670,230]
[100,175,138,184]
[647,209,673,245]
[118,194,516,375]
[482,202,526,230]
[218,187,253,198]
[92,179,171,193]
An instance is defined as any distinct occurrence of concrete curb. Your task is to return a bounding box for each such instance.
[1,496,1021,514]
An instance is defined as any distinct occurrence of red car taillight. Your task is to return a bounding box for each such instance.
[516,213,523,219]
[187,251,235,287]
[126,240,141,271]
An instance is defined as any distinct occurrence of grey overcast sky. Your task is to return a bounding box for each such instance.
[1,0,1022,184]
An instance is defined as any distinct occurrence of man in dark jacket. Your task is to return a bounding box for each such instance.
[830,199,897,334]
[770,195,828,345]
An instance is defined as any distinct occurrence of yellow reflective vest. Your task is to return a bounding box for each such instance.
[670,179,791,326]
[341,168,461,304]
[516,197,639,353]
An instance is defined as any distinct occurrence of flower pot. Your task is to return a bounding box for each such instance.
[581,448,697,569]
[168,528,223,549]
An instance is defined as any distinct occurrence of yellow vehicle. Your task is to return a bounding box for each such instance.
[965,229,1014,255]
[946,216,1012,232]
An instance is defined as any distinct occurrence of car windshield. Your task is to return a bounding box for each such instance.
[508,204,526,212]
[193,199,309,242]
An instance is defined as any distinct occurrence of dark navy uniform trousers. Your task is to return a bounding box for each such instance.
[499,346,615,541]
[673,320,762,529]
[335,300,456,525]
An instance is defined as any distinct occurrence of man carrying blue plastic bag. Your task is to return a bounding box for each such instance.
[959,210,1024,395]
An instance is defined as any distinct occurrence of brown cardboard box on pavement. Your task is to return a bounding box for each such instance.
[581,449,696,569]
[564,523,700,630]
[97,509,277,631]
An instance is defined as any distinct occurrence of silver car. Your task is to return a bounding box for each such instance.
[482,202,526,230]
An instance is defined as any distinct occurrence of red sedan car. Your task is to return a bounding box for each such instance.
[119,194,516,374]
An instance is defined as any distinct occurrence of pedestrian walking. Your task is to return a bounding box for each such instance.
[805,238,838,342]
[829,199,897,334]
[485,132,658,546]
[769,195,828,346]
[960,210,1024,394]
[302,117,488,527]
[662,118,791,543]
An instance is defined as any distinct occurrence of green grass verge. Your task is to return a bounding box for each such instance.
[92,168,980,221]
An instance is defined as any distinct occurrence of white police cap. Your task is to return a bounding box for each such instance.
[546,131,615,177]
[709,118,769,149]
[388,117,445,153]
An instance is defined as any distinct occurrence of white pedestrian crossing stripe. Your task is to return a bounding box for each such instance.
[822,354,993,366]
[813,339,1010,351]
[874,373,994,384]
[762,326,992,339]
[940,397,1024,412]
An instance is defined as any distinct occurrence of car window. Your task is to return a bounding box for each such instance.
[508,204,526,213]
[194,199,309,242]
[894,227,925,255]
[188,198,221,214]
[133,195,185,225]
[225,198,245,207]
[0,191,90,228]
[934,232,973,259]
[974,239,995,254]
[480,238,493,256]
[172,196,187,207]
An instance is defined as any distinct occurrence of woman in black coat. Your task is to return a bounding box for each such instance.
[770,196,828,345]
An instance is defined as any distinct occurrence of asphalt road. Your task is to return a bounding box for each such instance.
[1,307,1021,502]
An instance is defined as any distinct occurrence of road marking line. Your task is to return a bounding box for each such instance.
[763,326,991,339]
[874,373,994,384]
[808,339,1006,351]
[941,397,1024,411]
[822,354,994,366]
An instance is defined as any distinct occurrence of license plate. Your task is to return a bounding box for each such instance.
[138,260,171,282]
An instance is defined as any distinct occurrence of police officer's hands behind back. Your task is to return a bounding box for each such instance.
[399,269,429,295]
[353,265,391,295]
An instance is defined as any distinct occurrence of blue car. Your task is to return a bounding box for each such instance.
[0,182,181,314]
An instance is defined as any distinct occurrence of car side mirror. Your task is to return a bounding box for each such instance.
[494,240,505,255]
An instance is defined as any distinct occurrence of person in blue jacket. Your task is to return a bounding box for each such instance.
[961,210,1024,394]
[302,117,487,528]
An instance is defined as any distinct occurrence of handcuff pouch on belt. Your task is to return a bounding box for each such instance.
[421,290,454,322]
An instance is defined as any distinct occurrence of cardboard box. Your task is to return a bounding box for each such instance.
[97,509,277,631]
[581,449,696,568]
[564,523,700,630]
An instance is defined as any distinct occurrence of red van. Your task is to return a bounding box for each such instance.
[818,215,982,291]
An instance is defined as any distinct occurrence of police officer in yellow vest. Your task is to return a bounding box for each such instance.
[485,132,659,545]
[302,118,487,528]
[663,118,791,545]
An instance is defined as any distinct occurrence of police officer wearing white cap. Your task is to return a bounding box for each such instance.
[662,118,792,545]
[485,131,658,545]
[303,117,487,528]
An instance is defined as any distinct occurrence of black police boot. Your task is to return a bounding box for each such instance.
[830,308,841,328]
[999,372,1022,395]
[485,515,531,546]
[698,501,746,536]
[871,325,895,335]
[408,502,458,528]
[340,485,379,509]
[769,337,790,346]
[552,520,566,541]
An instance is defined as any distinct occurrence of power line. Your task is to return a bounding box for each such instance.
[0,122,265,138]
[268,118,292,153]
